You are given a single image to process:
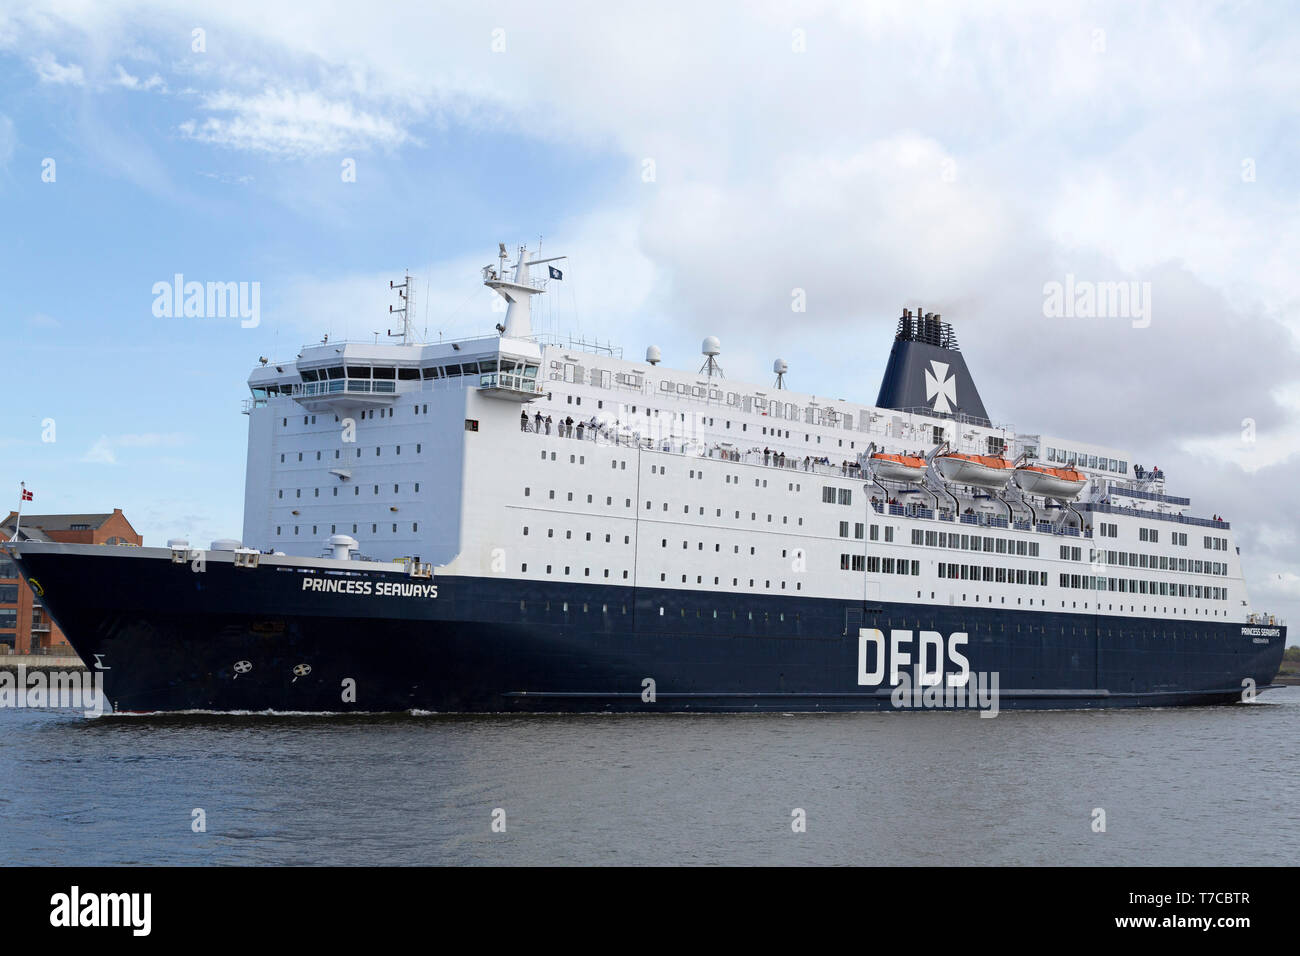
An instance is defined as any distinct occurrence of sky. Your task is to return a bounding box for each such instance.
[0,0,1297,636]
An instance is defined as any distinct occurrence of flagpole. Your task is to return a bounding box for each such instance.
[14,482,23,541]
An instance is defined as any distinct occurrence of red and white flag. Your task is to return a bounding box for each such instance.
[21,489,32,501]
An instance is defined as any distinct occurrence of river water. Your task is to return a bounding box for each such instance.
[1,688,1296,865]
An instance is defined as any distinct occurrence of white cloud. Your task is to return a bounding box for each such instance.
[197,170,254,185]
[179,88,414,156]
[30,52,84,86]
[81,433,187,464]
[113,64,167,92]
[81,438,116,464]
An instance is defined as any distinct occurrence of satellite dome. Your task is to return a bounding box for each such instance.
[773,358,788,374]
[702,336,721,357]
[646,345,662,365]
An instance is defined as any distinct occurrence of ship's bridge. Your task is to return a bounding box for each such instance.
[246,336,544,413]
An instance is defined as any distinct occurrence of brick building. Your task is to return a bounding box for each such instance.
[0,509,142,653]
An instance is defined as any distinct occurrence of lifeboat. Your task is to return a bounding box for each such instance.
[934,453,1014,490]
[868,452,927,483]
[1013,463,1087,500]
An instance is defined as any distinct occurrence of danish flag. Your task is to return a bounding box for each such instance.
[21,489,32,501]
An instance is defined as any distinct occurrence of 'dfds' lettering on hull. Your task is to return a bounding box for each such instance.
[857,628,970,687]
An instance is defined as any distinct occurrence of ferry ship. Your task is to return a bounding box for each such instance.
[10,244,1287,712]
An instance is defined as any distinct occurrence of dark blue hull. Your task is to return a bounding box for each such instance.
[14,547,1286,714]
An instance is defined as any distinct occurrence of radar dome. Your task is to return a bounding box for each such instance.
[773,358,788,374]
[646,345,662,365]
[702,336,721,357]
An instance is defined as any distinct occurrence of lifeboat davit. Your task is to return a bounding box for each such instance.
[869,452,927,483]
[1013,463,1087,500]
[935,453,1014,490]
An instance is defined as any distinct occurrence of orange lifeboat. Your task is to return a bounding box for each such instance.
[868,452,927,483]
[935,452,1014,489]
[1013,463,1086,499]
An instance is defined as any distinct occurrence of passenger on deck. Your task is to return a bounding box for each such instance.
[520,410,529,432]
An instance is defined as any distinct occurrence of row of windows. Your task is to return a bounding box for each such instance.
[280,444,423,464]
[520,563,629,580]
[277,523,419,536]
[1137,528,1195,548]
[641,499,806,526]
[524,527,633,545]
[1060,545,1083,561]
[863,556,922,575]
[547,450,814,496]
[279,483,422,499]
[1044,446,1128,474]
[509,596,1230,629]
[909,529,1041,557]
[513,596,805,625]
[938,564,1048,586]
[515,562,805,592]
[280,407,424,428]
[1059,574,1228,600]
[1090,550,1227,576]
[821,487,852,505]
[552,388,858,449]
[298,362,507,385]
[1101,523,1207,550]
[1204,536,1228,550]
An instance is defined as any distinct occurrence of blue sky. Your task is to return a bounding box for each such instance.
[1,1,1298,632]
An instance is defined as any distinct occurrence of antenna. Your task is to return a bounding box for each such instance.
[387,273,415,345]
[484,241,566,338]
